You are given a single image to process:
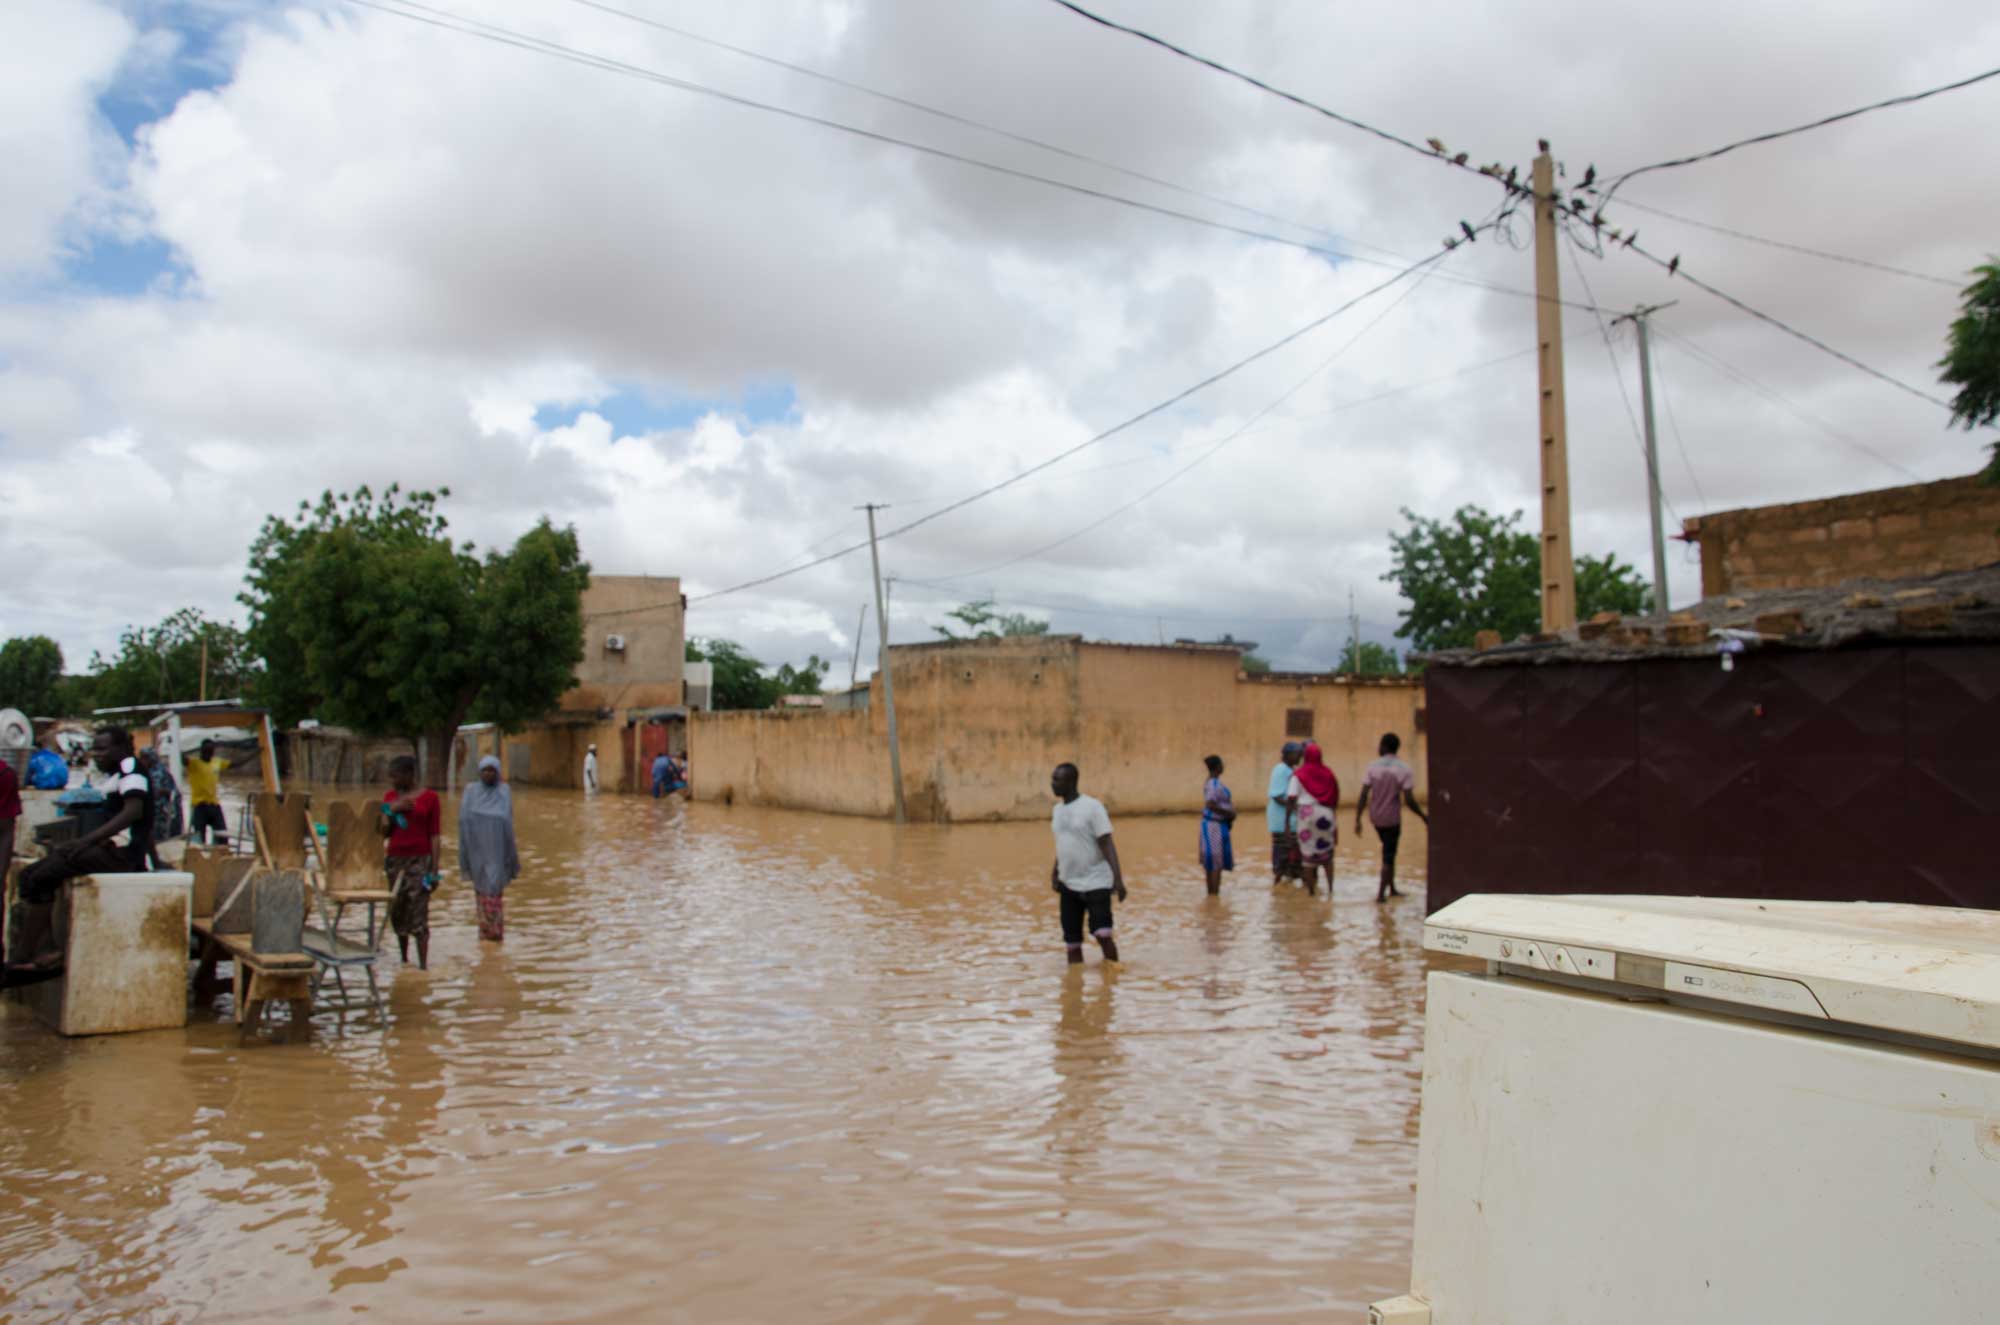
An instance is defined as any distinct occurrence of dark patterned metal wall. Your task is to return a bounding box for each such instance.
[1425,644,2000,913]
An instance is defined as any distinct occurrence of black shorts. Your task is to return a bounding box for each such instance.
[1375,823,1402,862]
[1058,884,1114,945]
[189,803,228,839]
[17,844,141,905]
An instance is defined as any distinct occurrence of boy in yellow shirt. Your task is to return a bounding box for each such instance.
[185,738,232,845]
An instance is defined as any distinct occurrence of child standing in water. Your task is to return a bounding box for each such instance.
[381,754,443,970]
[1049,762,1126,965]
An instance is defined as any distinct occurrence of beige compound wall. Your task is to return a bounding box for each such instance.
[690,637,1425,822]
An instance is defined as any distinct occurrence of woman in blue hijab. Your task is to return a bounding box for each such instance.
[458,756,520,941]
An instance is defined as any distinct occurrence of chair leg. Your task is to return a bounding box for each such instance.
[287,998,312,1043]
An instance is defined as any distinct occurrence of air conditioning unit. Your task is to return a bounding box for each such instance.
[604,634,627,652]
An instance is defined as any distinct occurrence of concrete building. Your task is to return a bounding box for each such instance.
[505,574,688,791]
[1683,472,2000,597]
[691,635,1425,821]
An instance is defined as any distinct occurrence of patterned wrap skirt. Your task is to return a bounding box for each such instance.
[1295,793,1338,867]
[387,854,433,939]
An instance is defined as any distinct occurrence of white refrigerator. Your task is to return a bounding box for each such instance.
[1372,895,2000,1324]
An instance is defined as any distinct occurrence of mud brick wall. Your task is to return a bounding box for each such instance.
[1686,476,2000,596]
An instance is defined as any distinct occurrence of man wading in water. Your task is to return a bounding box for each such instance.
[1049,763,1125,965]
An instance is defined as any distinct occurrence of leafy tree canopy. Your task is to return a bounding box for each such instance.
[1336,640,1405,676]
[687,638,829,709]
[933,599,1050,641]
[0,635,65,716]
[1383,505,1654,652]
[1936,259,2000,479]
[1239,653,1271,675]
[245,486,589,782]
[86,609,258,711]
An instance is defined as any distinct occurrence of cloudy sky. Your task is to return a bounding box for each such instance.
[4,0,1996,681]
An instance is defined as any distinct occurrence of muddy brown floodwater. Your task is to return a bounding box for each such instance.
[1,788,1439,1323]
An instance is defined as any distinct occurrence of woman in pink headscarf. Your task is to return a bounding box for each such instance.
[1287,742,1340,897]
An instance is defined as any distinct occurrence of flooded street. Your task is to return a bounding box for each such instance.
[1,790,1435,1323]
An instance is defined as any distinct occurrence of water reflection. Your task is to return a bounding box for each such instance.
[1,789,1436,1322]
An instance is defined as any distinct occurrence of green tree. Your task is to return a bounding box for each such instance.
[86,610,258,710]
[0,636,65,715]
[933,599,1050,641]
[245,487,589,783]
[1574,551,1652,618]
[1937,259,2000,480]
[687,638,775,710]
[1239,653,1271,674]
[243,485,460,728]
[1383,505,1654,652]
[1336,639,1404,675]
[772,655,830,698]
[686,639,829,709]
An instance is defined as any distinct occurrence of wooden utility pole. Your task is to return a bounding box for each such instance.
[1532,147,1577,633]
[860,505,907,823]
[199,637,209,702]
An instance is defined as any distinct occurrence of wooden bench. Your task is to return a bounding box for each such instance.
[191,917,316,1044]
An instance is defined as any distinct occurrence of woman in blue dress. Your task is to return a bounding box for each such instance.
[1199,754,1236,896]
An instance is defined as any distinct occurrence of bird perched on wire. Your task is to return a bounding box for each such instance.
[1427,137,1447,154]
[1580,165,1596,189]
[1459,221,1478,243]
[1667,255,1681,276]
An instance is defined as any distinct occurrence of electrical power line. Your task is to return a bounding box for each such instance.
[672,234,1479,606]
[563,0,1412,265]
[352,0,1597,312]
[1044,0,1519,192]
[1597,63,2000,201]
[1652,323,1924,482]
[1612,235,1958,414]
[925,222,1478,583]
[1606,196,1961,287]
[1561,224,1686,529]
[1647,340,1710,512]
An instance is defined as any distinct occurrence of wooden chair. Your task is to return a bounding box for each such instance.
[302,800,389,1019]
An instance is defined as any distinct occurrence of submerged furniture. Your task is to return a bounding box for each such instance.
[21,872,192,1036]
[190,862,314,1044]
[301,800,391,1019]
[1372,895,2000,1324]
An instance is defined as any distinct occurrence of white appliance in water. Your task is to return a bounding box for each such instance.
[1370,895,2000,1325]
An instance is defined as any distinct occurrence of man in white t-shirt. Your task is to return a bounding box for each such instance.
[1049,762,1126,965]
[582,744,599,794]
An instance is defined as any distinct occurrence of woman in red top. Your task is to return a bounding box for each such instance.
[380,754,443,969]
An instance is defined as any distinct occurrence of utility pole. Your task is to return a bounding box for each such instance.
[1612,301,1679,621]
[199,636,209,702]
[1531,144,1577,634]
[1348,587,1361,675]
[860,505,907,824]
[848,603,869,689]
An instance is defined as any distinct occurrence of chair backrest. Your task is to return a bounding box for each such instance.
[322,800,385,892]
[251,791,312,870]
[251,868,308,955]
[212,858,260,933]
